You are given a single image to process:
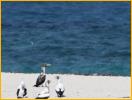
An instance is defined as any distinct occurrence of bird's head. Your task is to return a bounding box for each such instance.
[56,76,60,80]
[41,63,51,67]
[45,80,51,88]
[20,81,26,89]
[47,80,51,84]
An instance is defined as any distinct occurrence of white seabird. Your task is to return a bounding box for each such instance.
[36,80,50,99]
[16,81,27,98]
[55,76,65,97]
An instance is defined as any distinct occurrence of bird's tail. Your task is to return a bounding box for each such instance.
[33,84,38,87]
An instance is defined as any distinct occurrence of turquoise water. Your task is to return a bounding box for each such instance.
[2,2,130,76]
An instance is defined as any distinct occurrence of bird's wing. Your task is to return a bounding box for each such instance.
[36,75,42,84]
[36,75,46,86]
[16,89,20,96]
[23,88,27,96]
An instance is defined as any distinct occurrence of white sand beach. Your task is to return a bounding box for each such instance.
[2,72,130,98]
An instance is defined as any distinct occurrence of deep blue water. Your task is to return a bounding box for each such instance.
[2,2,130,76]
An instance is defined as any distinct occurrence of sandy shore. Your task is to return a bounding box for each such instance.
[2,72,130,98]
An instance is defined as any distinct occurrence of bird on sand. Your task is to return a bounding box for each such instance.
[34,63,51,87]
[55,76,65,97]
[16,81,27,98]
[36,80,51,99]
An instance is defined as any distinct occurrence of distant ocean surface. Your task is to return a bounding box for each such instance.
[2,2,130,76]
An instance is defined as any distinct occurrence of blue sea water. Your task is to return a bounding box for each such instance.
[2,2,130,76]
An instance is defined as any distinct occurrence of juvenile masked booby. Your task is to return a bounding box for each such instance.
[34,63,51,87]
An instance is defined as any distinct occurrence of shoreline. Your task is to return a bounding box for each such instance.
[2,72,130,98]
[1,72,130,77]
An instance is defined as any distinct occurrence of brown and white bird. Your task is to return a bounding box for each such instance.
[34,64,51,87]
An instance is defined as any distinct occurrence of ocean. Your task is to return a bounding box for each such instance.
[2,2,130,76]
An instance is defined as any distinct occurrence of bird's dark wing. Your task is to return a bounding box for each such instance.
[36,74,46,86]
[16,89,20,97]
[23,88,27,96]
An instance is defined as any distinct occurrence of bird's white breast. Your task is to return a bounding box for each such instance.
[18,89,24,97]
[55,83,64,92]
